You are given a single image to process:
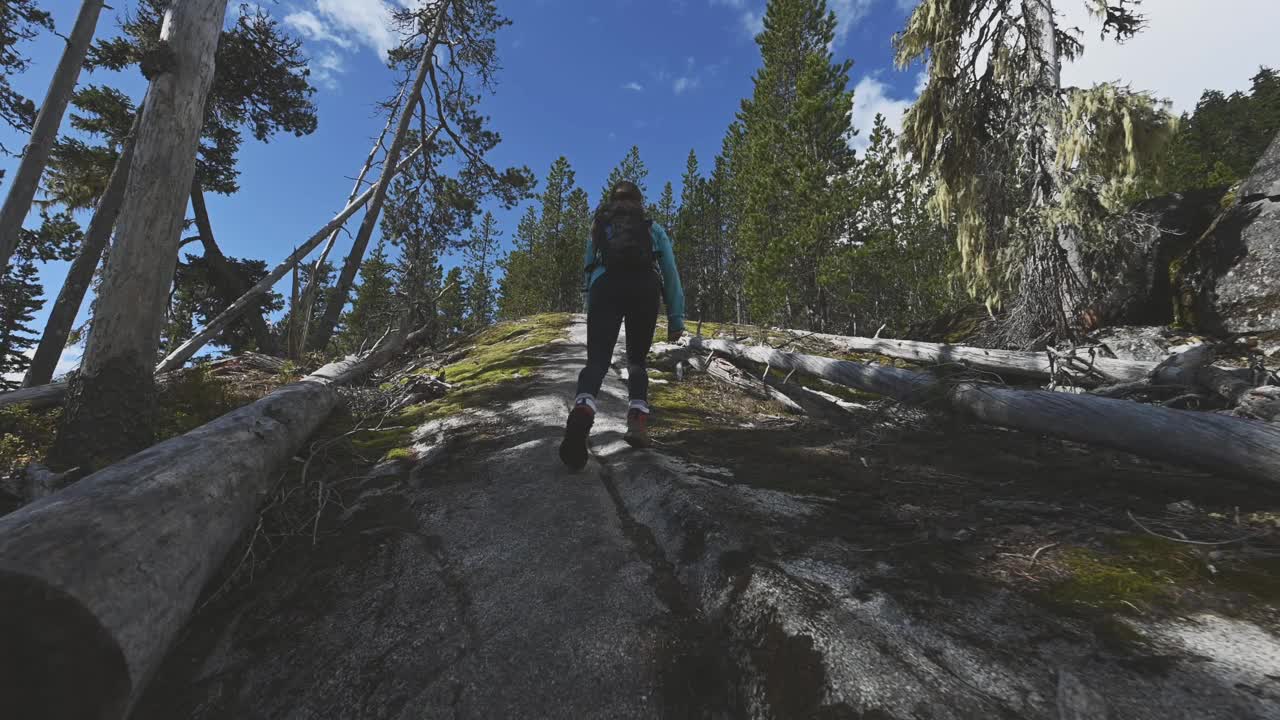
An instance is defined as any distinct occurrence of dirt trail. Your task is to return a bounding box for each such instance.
[135,317,1280,719]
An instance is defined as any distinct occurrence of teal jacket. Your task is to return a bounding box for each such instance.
[583,221,686,333]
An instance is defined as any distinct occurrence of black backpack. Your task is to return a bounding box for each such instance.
[597,203,654,271]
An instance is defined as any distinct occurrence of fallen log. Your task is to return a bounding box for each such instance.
[0,324,413,718]
[771,328,1264,392]
[705,357,803,414]
[689,337,1280,485]
[0,381,68,411]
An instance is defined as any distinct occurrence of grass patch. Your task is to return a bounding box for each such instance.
[396,314,571,431]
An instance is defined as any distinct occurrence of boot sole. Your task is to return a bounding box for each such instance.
[559,436,589,470]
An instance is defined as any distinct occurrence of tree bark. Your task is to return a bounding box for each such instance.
[152,142,427,374]
[690,337,1280,485]
[296,88,406,358]
[772,327,1263,399]
[50,0,232,471]
[22,106,142,388]
[308,7,452,352]
[189,180,276,354]
[0,323,414,719]
[0,0,106,274]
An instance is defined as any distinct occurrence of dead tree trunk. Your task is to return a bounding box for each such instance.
[776,327,1261,399]
[0,325,414,719]
[690,337,1280,485]
[51,0,232,471]
[296,88,406,358]
[308,7,451,352]
[154,142,427,374]
[189,179,276,354]
[0,0,106,273]
[22,106,142,388]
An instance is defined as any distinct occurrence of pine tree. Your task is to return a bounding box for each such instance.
[339,240,397,352]
[896,0,1174,345]
[674,150,708,318]
[1160,67,1280,194]
[655,182,677,229]
[601,145,649,205]
[464,211,501,329]
[829,114,956,335]
[0,214,80,388]
[497,157,588,316]
[497,205,543,319]
[735,0,856,329]
[438,267,467,340]
[0,0,53,157]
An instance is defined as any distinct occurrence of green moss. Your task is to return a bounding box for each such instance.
[384,447,415,462]
[1048,533,1280,611]
[397,314,570,428]
[350,426,415,452]
[0,405,60,477]
[424,314,569,392]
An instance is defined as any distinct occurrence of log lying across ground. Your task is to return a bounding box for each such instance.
[771,328,1254,387]
[0,327,413,719]
[690,337,1280,486]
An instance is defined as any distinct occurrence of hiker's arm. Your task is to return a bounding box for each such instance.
[653,224,685,333]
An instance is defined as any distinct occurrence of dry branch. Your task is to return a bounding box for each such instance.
[690,337,1280,485]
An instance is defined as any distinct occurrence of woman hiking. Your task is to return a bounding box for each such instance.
[559,180,685,470]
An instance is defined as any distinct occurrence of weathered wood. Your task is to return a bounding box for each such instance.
[0,322,415,718]
[786,328,1155,384]
[0,0,106,273]
[690,337,1280,485]
[296,87,407,359]
[154,142,427,374]
[308,7,451,352]
[705,357,803,414]
[23,104,142,388]
[52,0,233,468]
[0,382,69,411]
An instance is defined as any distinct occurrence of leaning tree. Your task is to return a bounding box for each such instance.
[307,0,533,352]
[49,0,236,470]
[23,3,316,386]
[896,0,1174,347]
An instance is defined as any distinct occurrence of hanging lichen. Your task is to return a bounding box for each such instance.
[894,0,1174,345]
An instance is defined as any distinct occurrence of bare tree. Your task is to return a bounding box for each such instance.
[0,0,106,273]
[51,0,232,469]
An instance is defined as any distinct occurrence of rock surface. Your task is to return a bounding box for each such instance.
[133,318,1280,719]
[1090,325,1207,362]
[1177,131,1280,337]
[1098,188,1225,325]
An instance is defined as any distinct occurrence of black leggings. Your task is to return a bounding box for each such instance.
[576,269,659,402]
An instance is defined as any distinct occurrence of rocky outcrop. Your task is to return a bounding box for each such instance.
[1096,188,1226,326]
[1175,132,1280,337]
[1090,325,1209,362]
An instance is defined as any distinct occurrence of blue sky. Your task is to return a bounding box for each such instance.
[3,0,1280,377]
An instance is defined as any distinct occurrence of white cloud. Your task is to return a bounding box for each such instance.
[313,0,398,57]
[674,76,700,94]
[622,81,645,92]
[741,10,764,37]
[828,0,876,44]
[284,9,354,49]
[311,51,347,90]
[850,74,915,152]
[1058,0,1280,114]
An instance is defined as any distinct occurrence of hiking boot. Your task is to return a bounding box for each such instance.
[558,403,595,470]
[624,408,652,449]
